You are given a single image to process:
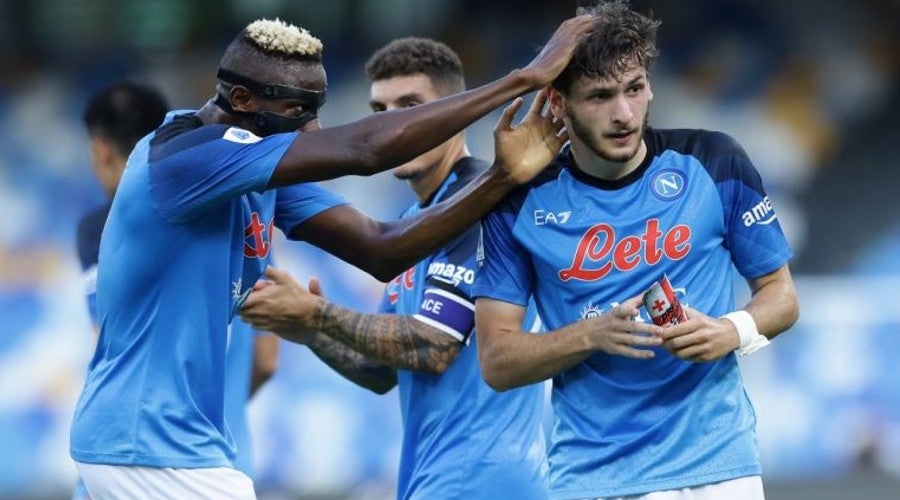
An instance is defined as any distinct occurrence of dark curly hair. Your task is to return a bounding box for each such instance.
[83,81,169,158]
[365,37,465,95]
[553,0,661,94]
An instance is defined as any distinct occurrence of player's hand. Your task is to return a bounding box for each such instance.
[520,14,594,88]
[660,306,741,362]
[582,295,663,358]
[240,267,324,344]
[493,89,567,184]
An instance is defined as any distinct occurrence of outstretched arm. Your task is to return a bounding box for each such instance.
[475,296,663,391]
[289,91,567,281]
[268,15,593,186]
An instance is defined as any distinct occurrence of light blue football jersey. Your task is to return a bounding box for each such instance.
[70,111,345,469]
[473,129,793,499]
[379,158,548,500]
[223,318,260,478]
[75,203,262,482]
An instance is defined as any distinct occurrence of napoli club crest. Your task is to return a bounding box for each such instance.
[650,169,686,201]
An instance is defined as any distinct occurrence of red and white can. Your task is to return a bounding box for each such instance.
[643,274,687,327]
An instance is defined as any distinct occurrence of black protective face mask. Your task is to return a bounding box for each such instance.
[215,68,327,135]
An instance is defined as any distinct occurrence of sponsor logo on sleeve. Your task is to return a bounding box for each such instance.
[742,196,777,227]
[427,262,475,285]
[223,127,262,144]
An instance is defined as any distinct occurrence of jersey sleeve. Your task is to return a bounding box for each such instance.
[471,196,534,306]
[149,126,297,222]
[273,182,348,236]
[410,226,481,343]
[706,132,794,278]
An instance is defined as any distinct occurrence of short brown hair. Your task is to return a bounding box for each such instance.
[553,0,661,94]
[365,37,465,95]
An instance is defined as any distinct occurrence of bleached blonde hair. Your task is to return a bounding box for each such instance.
[243,18,323,58]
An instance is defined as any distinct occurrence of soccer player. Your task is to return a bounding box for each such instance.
[70,16,590,498]
[77,81,169,339]
[74,81,279,497]
[239,38,549,499]
[472,2,800,499]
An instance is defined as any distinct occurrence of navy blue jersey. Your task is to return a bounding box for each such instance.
[379,158,548,500]
[76,203,111,323]
[70,111,346,469]
[473,129,793,498]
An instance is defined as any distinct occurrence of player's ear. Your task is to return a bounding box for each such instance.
[229,85,255,112]
[547,87,567,120]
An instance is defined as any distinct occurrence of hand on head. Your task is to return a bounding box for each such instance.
[522,14,594,88]
[493,88,568,184]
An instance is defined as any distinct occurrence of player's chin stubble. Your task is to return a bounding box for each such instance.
[570,109,650,164]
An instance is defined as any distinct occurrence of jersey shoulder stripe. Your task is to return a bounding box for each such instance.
[650,128,765,195]
[148,114,229,163]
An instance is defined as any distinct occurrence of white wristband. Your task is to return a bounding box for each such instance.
[721,310,769,356]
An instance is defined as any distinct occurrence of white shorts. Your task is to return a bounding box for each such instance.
[75,462,256,500]
[596,475,764,500]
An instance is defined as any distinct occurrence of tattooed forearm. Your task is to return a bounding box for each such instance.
[313,301,462,374]
[305,332,398,394]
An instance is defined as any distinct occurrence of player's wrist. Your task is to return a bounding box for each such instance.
[507,67,541,92]
[486,161,521,189]
[720,310,769,356]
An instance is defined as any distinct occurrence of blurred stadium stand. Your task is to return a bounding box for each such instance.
[0,0,898,498]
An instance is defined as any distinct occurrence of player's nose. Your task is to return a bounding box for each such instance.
[610,95,633,124]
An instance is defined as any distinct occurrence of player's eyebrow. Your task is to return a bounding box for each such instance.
[581,74,646,97]
[627,74,645,85]
[394,92,426,103]
[370,92,427,109]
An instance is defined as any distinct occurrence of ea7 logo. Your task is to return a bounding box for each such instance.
[534,210,572,226]
[742,196,777,227]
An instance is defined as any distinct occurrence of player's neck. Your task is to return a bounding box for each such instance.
[411,142,470,204]
[570,139,647,182]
